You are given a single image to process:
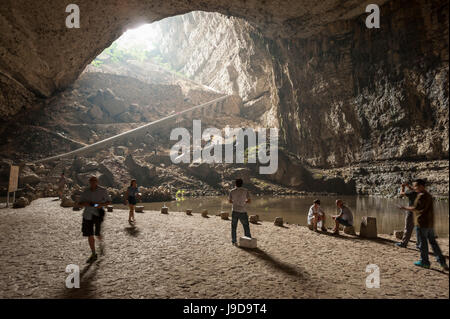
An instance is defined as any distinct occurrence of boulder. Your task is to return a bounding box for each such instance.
[13,197,29,208]
[114,146,128,156]
[186,163,220,186]
[274,217,283,227]
[186,209,193,215]
[394,230,404,240]
[19,166,41,186]
[359,217,378,238]
[88,104,103,120]
[125,154,157,186]
[115,111,134,122]
[249,215,259,224]
[102,89,127,117]
[135,206,144,213]
[79,161,100,172]
[221,95,242,115]
[201,209,208,217]
[35,164,47,175]
[98,164,116,187]
[343,225,357,235]
[61,197,75,207]
[88,88,127,117]
[226,167,252,185]
[70,185,83,201]
[239,236,257,249]
[220,212,229,220]
[76,171,102,186]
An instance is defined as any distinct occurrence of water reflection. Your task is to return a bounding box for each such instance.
[121,195,449,236]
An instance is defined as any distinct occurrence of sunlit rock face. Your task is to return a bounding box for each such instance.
[150,1,449,169]
[152,12,279,127]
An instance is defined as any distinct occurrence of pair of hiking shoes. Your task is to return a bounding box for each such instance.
[414,260,449,271]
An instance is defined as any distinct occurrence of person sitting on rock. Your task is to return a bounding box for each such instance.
[125,179,140,223]
[307,199,327,232]
[331,199,354,235]
[229,178,252,246]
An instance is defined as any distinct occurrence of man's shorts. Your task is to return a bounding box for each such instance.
[336,217,352,227]
[128,196,137,205]
[82,215,102,237]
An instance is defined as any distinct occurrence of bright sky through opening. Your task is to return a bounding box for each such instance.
[115,24,159,51]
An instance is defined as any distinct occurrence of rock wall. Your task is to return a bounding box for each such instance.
[270,0,449,168]
[149,0,449,195]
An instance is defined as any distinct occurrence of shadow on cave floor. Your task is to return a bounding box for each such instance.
[317,230,449,259]
[239,247,307,280]
[124,224,140,237]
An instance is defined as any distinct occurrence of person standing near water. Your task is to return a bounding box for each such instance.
[398,179,449,270]
[396,182,420,249]
[125,179,140,223]
[78,176,112,263]
[228,178,252,246]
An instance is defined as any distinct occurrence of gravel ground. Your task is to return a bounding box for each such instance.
[0,198,448,299]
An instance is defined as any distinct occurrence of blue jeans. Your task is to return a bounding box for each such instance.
[231,211,251,243]
[416,227,445,265]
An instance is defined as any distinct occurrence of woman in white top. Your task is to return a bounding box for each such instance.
[307,199,327,232]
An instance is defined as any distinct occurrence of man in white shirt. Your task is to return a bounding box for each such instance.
[228,178,251,245]
[78,176,112,263]
[307,199,327,232]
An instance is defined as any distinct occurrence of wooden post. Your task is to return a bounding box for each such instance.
[7,165,19,207]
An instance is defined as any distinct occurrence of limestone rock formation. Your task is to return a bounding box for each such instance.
[125,154,157,186]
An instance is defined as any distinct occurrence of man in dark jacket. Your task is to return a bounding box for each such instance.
[398,179,448,270]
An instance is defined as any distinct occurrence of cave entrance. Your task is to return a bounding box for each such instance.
[30,11,274,170]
